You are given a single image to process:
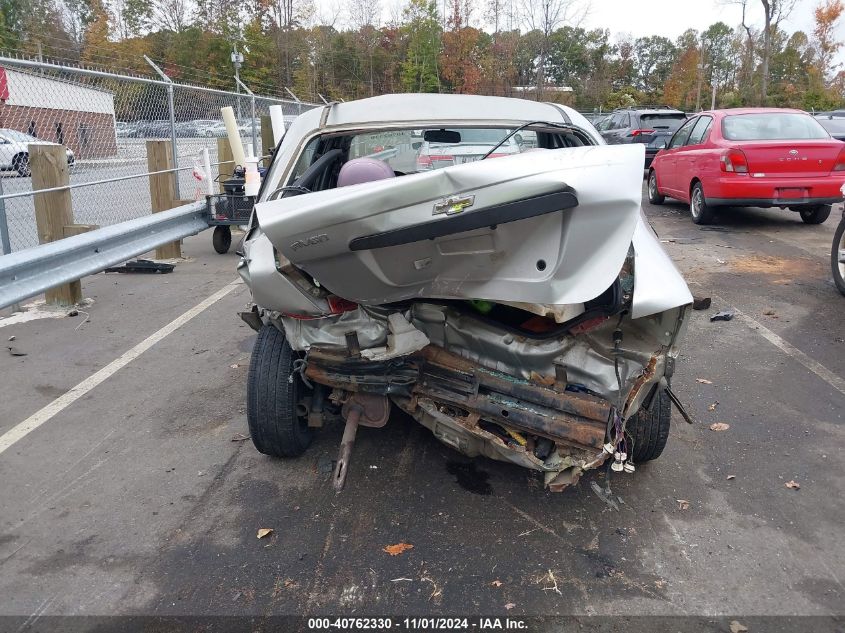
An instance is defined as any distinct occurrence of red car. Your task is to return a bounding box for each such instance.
[648,108,845,224]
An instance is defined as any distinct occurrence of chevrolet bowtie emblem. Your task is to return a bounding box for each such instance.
[433,194,475,216]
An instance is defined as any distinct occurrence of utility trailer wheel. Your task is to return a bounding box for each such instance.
[627,389,671,463]
[212,225,232,254]
[247,325,314,458]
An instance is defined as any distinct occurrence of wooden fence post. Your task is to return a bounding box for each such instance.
[217,137,235,194]
[146,140,182,259]
[60,224,98,303]
[260,115,274,167]
[30,144,77,305]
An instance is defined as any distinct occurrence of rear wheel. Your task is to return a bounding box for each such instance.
[799,204,832,225]
[627,389,671,463]
[212,225,232,254]
[647,170,665,205]
[12,153,30,177]
[833,217,845,296]
[247,325,314,458]
[690,182,714,225]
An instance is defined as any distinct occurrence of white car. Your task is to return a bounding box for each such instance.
[415,127,532,170]
[0,129,75,177]
[238,93,694,494]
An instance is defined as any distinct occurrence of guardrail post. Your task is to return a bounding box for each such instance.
[217,138,234,193]
[30,144,78,305]
[260,115,274,166]
[146,140,182,259]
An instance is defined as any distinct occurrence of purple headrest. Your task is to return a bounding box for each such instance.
[337,158,395,187]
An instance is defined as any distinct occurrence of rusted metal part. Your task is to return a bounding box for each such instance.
[332,405,360,492]
[547,467,583,493]
[304,346,418,395]
[305,343,612,451]
[624,354,659,414]
[342,393,390,428]
[417,381,606,450]
[419,346,610,423]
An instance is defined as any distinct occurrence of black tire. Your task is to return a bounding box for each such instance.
[833,217,845,296]
[647,170,665,205]
[799,204,832,225]
[689,181,715,225]
[628,389,671,463]
[212,225,232,254]
[247,325,314,458]
[13,153,30,177]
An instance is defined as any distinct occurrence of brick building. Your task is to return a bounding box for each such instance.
[0,66,117,159]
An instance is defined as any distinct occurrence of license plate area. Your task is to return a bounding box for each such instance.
[776,187,808,200]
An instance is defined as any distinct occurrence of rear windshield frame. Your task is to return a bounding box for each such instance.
[639,113,687,130]
[721,113,830,141]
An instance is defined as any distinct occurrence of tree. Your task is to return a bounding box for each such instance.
[518,0,586,95]
[400,0,441,92]
[760,0,798,103]
[633,35,677,96]
[813,0,844,81]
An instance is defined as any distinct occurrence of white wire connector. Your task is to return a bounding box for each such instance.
[603,442,615,455]
[611,459,624,472]
[623,462,636,474]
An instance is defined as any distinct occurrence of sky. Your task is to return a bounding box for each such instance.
[579,0,838,47]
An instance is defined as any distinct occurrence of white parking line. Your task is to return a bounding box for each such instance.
[719,299,845,397]
[0,280,242,456]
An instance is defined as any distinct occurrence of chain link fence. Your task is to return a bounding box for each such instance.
[0,56,316,254]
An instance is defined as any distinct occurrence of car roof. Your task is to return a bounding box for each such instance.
[697,107,808,117]
[317,94,579,127]
[617,107,685,114]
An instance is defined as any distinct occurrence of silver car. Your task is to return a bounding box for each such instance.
[238,94,693,492]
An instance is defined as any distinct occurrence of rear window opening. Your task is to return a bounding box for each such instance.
[723,113,830,141]
[639,114,687,130]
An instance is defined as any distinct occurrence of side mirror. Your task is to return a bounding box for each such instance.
[657,140,668,149]
[412,142,422,150]
[513,133,524,145]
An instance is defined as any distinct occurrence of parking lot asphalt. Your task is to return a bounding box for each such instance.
[0,190,843,625]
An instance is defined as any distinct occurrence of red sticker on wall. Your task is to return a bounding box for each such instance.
[0,67,8,101]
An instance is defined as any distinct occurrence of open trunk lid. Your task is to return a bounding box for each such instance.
[255,144,645,306]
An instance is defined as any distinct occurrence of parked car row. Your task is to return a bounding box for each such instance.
[115,119,260,139]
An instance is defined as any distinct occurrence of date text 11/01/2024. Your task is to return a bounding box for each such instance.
[307,617,529,630]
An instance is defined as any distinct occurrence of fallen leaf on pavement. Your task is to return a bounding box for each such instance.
[383,543,414,556]
[726,475,736,480]
[709,422,730,432]
[696,378,713,384]
[491,580,503,587]
[785,480,800,490]
[7,346,26,356]
[708,402,718,411]
[504,603,515,610]
[730,621,748,633]
[231,433,250,442]
[677,499,690,510]
[230,363,240,369]
[257,528,274,539]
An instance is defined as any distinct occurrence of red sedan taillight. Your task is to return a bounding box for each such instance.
[833,147,845,171]
[720,148,748,173]
[630,129,655,137]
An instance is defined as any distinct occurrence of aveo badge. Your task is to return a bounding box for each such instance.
[433,194,475,216]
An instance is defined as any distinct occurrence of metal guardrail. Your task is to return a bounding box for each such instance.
[0,201,210,310]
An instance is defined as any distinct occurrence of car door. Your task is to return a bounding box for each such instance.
[255,145,647,306]
[660,117,697,197]
[677,115,713,198]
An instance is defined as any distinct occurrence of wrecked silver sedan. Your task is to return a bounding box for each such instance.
[238,94,693,492]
